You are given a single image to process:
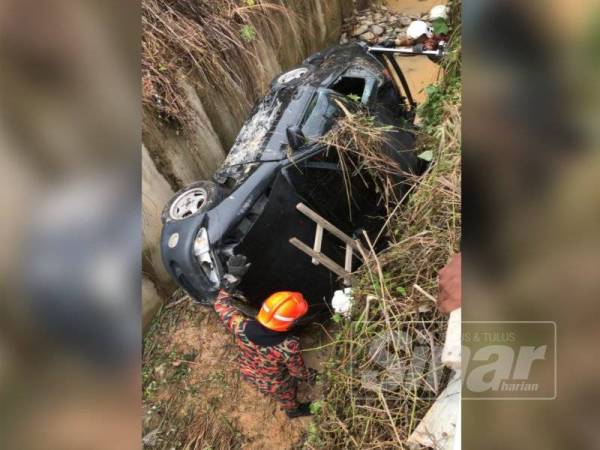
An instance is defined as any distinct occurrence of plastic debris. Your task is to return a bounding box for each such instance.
[442,307,461,370]
[406,20,433,40]
[430,5,449,21]
[407,372,460,450]
[331,288,353,317]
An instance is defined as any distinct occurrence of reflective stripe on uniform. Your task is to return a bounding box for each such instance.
[274,313,294,322]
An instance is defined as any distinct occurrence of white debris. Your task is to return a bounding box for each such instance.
[430,5,449,21]
[406,20,433,39]
[454,397,461,450]
[442,307,461,370]
[407,372,460,450]
[331,288,353,317]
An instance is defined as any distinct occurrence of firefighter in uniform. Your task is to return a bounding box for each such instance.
[212,256,313,418]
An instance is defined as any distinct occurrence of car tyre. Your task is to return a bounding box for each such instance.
[272,66,311,89]
[161,180,224,224]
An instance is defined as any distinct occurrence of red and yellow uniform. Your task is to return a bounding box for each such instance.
[213,290,309,411]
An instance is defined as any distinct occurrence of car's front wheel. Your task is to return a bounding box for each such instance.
[161,180,224,224]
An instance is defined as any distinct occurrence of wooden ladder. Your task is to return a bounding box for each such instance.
[289,203,361,286]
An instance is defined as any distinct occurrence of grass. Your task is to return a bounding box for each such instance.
[308,6,461,448]
[142,0,298,127]
[142,293,245,450]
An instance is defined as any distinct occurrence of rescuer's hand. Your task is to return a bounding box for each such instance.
[227,254,250,279]
[437,253,461,314]
[222,254,250,293]
[221,274,241,293]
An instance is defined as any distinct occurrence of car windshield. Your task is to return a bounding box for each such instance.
[218,96,283,171]
[300,90,344,140]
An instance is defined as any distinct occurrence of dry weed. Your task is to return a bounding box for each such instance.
[142,0,298,127]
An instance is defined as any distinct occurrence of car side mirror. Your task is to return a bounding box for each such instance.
[286,125,306,151]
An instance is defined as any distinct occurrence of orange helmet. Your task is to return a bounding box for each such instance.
[257,291,308,332]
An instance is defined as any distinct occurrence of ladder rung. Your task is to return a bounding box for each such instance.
[289,238,350,282]
[344,244,353,273]
[312,224,323,265]
[296,203,359,251]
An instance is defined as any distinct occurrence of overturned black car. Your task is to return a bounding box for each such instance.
[161,42,422,315]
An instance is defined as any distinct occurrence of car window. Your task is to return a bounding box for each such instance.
[300,90,343,140]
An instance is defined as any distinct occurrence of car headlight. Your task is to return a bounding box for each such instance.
[194,227,210,255]
[193,228,219,285]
